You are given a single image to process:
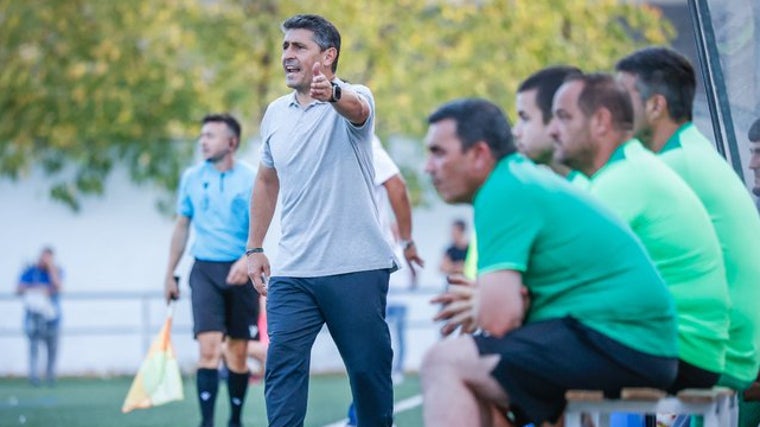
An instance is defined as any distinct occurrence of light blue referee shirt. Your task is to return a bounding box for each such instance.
[177,160,255,262]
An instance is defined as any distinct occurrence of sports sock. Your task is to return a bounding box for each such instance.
[227,370,250,426]
[197,368,219,426]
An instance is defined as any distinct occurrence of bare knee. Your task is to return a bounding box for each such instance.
[422,336,508,405]
[197,332,223,368]
[421,336,476,387]
[198,346,221,368]
[224,339,249,373]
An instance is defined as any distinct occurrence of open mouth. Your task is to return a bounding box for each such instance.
[284,64,301,75]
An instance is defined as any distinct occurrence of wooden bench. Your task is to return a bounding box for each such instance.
[564,387,737,427]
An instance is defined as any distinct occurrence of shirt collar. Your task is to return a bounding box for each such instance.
[590,138,638,180]
[661,122,693,153]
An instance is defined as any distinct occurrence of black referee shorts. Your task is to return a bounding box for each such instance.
[189,259,260,340]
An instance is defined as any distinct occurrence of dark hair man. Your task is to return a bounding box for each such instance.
[420,97,677,427]
[246,14,398,427]
[616,47,760,396]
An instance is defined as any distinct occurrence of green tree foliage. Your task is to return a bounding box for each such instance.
[0,0,672,211]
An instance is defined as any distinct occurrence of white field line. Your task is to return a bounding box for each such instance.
[321,394,424,427]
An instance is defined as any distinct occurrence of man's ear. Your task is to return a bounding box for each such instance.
[591,108,612,136]
[471,141,494,171]
[322,47,338,70]
[646,94,667,121]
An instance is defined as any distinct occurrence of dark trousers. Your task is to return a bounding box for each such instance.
[24,312,60,385]
[265,269,394,427]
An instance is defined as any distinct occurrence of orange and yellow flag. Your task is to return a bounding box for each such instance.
[122,302,184,413]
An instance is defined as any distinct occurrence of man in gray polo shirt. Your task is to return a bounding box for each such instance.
[246,14,397,427]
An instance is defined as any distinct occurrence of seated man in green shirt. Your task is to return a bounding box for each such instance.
[514,65,581,177]
[420,98,678,427]
[550,72,730,393]
[514,66,590,190]
[616,47,760,399]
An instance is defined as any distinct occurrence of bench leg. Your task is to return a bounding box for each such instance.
[702,406,719,427]
[565,410,583,427]
[598,411,611,427]
[723,393,738,427]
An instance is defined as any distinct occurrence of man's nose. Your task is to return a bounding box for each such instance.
[547,120,559,141]
[423,159,434,174]
[512,124,522,139]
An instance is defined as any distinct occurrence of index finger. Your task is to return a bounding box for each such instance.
[408,255,425,269]
[445,284,475,298]
[430,293,456,305]
[446,274,474,287]
[247,261,264,287]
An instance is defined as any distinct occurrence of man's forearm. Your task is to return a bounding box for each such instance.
[165,218,189,278]
[331,85,370,126]
[384,175,413,240]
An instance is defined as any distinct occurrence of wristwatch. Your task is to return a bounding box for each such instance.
[245,247,264,256]
[400,240,415,251]
[329,82,342,103]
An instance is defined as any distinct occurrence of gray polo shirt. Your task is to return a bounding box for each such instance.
[260,84,398,277]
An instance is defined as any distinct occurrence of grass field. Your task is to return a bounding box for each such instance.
[0,373,423,427]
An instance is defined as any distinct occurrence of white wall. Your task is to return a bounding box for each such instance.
[0,143,472,376]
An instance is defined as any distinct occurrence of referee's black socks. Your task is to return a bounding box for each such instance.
[227,370,250,427]
[197,368,219,427]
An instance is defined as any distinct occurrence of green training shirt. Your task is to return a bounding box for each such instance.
[659,123,760,384]
[589,139,729,374]
[475,154,678,357]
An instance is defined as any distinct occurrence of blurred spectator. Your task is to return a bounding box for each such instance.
[371,135,424,384]
[743,118,760,424]
[439,219,469,277]
[17,246,63,387]
[749,117,760,211]
[346,136,424,426]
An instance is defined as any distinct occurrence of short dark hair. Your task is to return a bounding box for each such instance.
[282,14,341,73]
[202,113,241,141]
[565,73,634,133]
[749,118,760,142]
[518,65,582,124]
[452,219,467,232]
[615,46,696,122]
[427,98,516,161]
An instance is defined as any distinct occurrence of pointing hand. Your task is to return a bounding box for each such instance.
[310,62,331,101]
